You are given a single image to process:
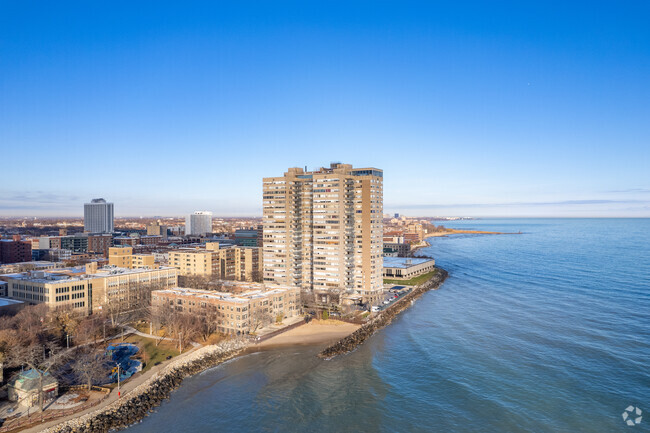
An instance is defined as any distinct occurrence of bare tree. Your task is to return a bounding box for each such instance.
[148,304,171,346]
[75,316,101,345]
[196,306,219,342]
[6,340,68,412]
[71,347,110,390]
[49,305,82,342]
[14,304,49,336]
[300,290,315,307]
[250,269,263,283]
[250,309,273,333]
[165,310,199,352]
[179,274,209,289]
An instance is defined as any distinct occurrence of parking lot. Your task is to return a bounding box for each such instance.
[372,285,411,312]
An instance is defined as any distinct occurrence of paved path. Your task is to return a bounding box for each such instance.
[19,342,200,433]
[123,326,200,348]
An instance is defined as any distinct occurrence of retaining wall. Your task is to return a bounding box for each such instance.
[43,339,249,433]
[318,268,448,359]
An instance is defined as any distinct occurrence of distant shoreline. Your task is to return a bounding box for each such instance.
[426,228,520,237]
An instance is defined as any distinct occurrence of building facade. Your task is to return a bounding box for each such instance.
[0,239,32,264]
[84,198,114,233]
[147,221,168,240]
[185,211,213,236]
[1,263,178,315]
[108,246,156,269]
[168,248,220,277]
[234,228,263,247]
[383,257,436,279]
[151,283,300,335]
[88,233,113,257]
[168,243,262,282]
[263,163,383,303]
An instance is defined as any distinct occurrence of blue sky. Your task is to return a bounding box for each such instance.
[1,1,649,217]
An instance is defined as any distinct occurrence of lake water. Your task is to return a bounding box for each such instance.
[127,219,650,432]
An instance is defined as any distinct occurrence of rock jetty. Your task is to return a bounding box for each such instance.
[318,267,448,359]
[44,339,249,433]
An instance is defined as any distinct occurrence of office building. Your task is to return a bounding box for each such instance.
[383,257,436,279]
[263,163,383,303]
[84,198,114,233]
[234,228,263,247]
[1,262,178,315]
[185,211,213,236]
[61,234,89,253]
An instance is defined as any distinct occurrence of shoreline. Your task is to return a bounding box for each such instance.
[426,228,520,237]
[39,273,445,432]
[254,320,361,350]
[410,229,519,253]
[318,267,448,359]
[42,340,249,433]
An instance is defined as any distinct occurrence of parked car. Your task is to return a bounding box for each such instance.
[371,306,381,312]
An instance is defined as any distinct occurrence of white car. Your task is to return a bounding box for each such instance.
[371,306,381,312]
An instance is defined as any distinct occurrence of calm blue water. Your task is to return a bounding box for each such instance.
[128,219,650,432]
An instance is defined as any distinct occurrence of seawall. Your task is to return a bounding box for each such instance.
[318,267,448,359]
[43,339,249,433]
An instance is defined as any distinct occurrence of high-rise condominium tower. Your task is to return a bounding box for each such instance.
[263,163,383,303]
[186,211,213,236]
[84,198,114,233]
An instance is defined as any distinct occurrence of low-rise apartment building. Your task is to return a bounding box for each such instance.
[151,283,300,335]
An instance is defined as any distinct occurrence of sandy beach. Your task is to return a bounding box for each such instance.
[256,320,360,349]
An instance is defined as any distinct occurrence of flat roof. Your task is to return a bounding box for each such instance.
[153,285,297,303]
[3,265,176,284]
[383,257,434,269]
[0,297,24,307]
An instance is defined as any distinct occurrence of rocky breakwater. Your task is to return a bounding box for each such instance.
[44,339,249,433]
[318,267,448,359]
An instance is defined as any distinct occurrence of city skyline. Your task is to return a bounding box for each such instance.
[2,2,649,218]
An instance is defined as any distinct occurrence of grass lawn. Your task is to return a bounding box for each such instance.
[119,334,181,372]
[383,269,438,286]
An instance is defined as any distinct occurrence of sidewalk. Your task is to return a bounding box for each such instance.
[18,343,200,433]
[123,326,200,348]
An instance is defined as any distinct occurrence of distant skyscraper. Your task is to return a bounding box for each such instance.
[186,211,213,236]
[84,198,114,233]
[263,163,384,303]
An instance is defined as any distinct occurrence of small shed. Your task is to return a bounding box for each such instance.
[8,369,59,407]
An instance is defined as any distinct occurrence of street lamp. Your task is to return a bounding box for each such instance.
[116,364,121,398]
